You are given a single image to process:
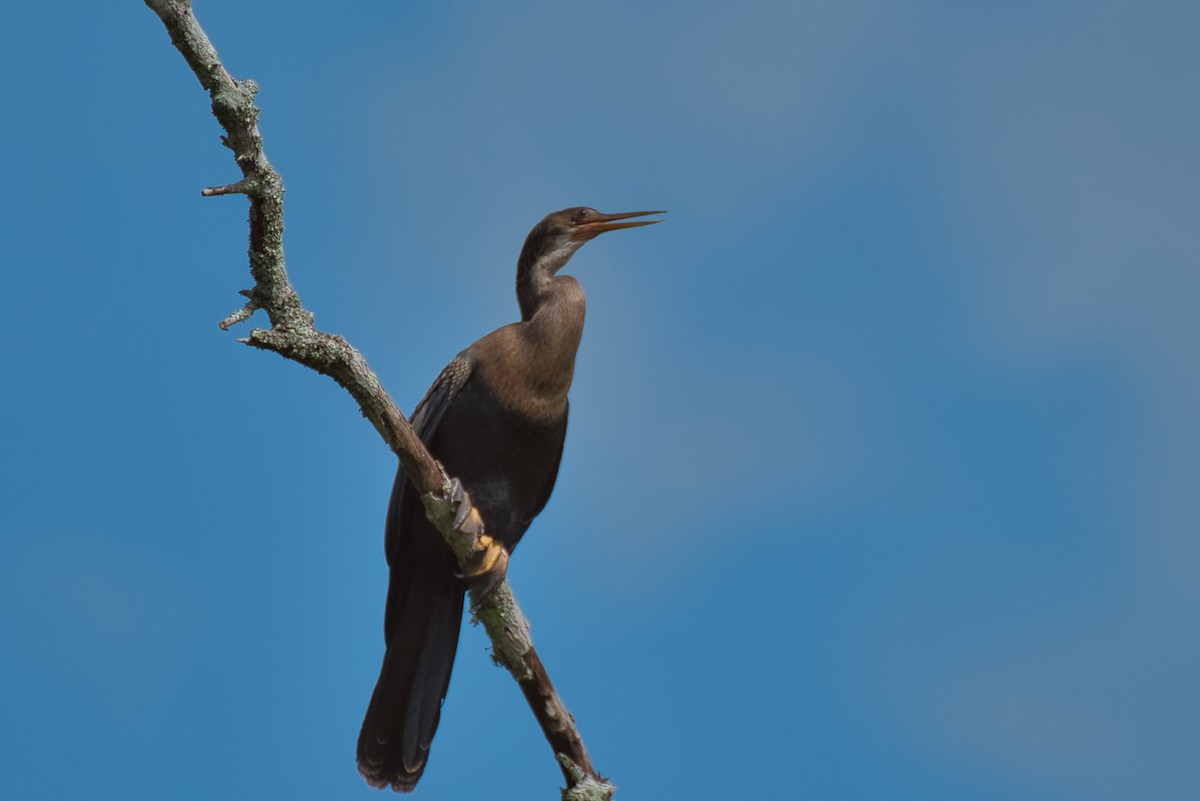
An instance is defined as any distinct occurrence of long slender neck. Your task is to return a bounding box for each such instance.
[512,273,587,407]
[516,234,583,321]
[469,237,589,420]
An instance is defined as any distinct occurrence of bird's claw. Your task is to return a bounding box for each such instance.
[446,476,466,506]
[448,481,510,603]
[458,527,504,575]
[460,533,510,605]
[450,482,484,536]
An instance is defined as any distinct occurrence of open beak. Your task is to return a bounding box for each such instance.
[576,209,666,239]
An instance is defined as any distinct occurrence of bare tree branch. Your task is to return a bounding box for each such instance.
[144,2,613,797]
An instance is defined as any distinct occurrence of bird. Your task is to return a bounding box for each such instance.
[356,206,664,791]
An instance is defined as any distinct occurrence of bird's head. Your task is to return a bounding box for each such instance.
[557,206,666,243]
[516,206,664,319]
[521,207,665,274]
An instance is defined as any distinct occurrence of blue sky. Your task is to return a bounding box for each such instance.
[2,2,1197,799]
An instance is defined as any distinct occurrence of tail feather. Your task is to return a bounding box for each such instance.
[357,569,465,791]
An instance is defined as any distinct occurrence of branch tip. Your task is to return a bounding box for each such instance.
[219,298,260,330]
[201,179,252,197]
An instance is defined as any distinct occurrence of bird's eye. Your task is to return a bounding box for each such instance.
[574,208,591,222]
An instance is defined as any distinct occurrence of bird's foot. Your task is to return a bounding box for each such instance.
[447,479,510,603]
[464,534,510,605]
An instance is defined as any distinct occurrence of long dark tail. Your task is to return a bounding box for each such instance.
[357,568,465,791]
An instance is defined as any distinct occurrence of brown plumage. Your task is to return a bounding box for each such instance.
[357,207,663,791]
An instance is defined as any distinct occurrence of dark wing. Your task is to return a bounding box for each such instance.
[384,353,474,566]
[360,357,475,790]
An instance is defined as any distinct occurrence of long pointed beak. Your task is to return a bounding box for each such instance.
[577,209,666,238]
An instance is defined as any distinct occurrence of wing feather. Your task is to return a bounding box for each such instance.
[384,353,474,567]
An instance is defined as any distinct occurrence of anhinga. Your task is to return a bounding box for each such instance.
[357,207,664,791]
